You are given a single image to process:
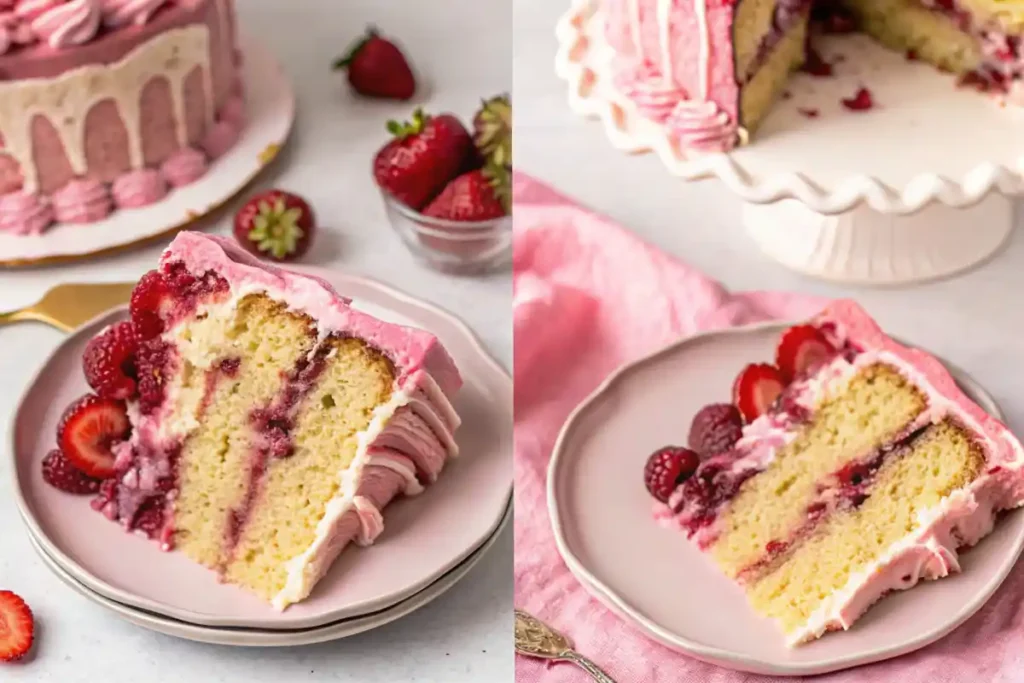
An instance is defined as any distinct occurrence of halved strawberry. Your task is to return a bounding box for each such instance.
[732,364,785,422]
[0,591,34,662]
[56,394,130,479]
[776,325,836,382]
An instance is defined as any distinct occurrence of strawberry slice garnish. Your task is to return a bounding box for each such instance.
[776,325,837,382]
[732,363,786,422]
[0,591,34,662]
[56,394,129,479]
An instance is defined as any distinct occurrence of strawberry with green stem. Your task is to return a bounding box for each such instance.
[333,27,416,101]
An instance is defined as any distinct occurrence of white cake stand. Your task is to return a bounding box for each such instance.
[555,0,1024,284]
[0,32,296,267]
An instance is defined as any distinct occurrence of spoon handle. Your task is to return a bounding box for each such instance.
[564,650,616,683]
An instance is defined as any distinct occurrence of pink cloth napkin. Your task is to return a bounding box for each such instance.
[512,172,1024,682]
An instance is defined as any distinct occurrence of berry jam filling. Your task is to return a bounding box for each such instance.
[222,343,333,561]
[135,339,173,415]
[745,0,815,81]
[672,453,760,543]
[919,0,1024,92]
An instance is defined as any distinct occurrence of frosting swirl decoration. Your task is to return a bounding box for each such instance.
[666,99,736,153]
[101,0,168,27]
[614,60,685,123]
[31,0,101,48]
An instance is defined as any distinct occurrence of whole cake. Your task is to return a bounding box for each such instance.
[43,231,462,608]
[602,0,1024,152]
[643,300,1024,644]
[0,0,245,236]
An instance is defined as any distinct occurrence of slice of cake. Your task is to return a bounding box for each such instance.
[601,0,1023,153]
[45,231,461,609]
[0,0,244,236]
[643,300,1024,644]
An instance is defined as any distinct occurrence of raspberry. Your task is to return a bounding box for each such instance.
[83,321,138,400]
[136,339,171,415]
[643,446,699,503]
[133,498,166,539]
[41,449,102,495]
[688,404,743,457]
[130,270,170,340]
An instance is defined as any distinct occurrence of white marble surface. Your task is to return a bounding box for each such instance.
[515,0,1024,431]
[0,1,512,681]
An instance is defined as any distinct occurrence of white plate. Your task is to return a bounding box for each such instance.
[12,267,513,630]
[26,501,510,646]
[548,321,1024,676]
[0,33,295,267]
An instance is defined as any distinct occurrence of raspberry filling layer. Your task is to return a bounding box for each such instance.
[744,0,816,81]
[918,0,1023,91]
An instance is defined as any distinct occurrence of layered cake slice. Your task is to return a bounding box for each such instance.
[643,301,1024,644]
[45,231,461,609]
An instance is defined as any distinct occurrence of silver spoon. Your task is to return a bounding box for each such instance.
[514,609,616,682]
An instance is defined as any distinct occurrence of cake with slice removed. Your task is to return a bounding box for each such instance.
[643,300,1024,644]
[44,231,461,609]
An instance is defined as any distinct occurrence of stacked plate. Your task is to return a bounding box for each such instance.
[9,270,513,645]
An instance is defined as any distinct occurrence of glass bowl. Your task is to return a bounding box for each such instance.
[380,191,512,275]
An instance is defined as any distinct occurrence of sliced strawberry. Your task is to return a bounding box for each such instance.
[0,591,34,662]
[732,364,786,422]
[776,325,836,382]
[56,394,130,479]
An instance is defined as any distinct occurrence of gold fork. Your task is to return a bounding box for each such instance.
[515,609,616,682]
[0,282,134,333]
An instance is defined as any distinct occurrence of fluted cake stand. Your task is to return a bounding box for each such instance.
[555,0,1024,285]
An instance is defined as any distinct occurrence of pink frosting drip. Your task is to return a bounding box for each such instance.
[0,189,53,234]
[159,147,207,187]
[51,177,111,223]
[101,0,167,27]
[31,0,101,49]
[161,231,463,395]
[111,168,166,208]
[666,100,736,152]
[613,59,685,123]
[199,119,238,160]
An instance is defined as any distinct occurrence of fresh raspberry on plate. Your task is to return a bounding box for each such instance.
[688,403,743,456]
[41,449,101,495]
[82,322,138,400]
[129,270,170,340]
[644,446,700,503]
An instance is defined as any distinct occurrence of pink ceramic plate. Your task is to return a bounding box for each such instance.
[548,321,1024,676]
[11,269,512,630]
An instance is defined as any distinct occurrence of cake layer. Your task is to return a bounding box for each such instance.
[751,418,984,642]
[740,20,808,133]
[710,364,927,577]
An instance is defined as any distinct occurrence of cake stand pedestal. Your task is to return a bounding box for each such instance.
[741,194,1014,284]
[555,0,1024,285]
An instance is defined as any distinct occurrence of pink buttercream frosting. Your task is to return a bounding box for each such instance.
[0,189,53,234]
[111,168,166,208]
[218,94,245,129]
[100,0,167,27]
[658,300,1024,644]
[159,147,207,187]
[613,60,685,123]
[666,100,736,152]
[51,177,111,223]
[31,0,101,49]
[162,232,463,396]
[199,119,238,160]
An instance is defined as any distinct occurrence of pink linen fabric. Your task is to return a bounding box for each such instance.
[512,171,1024,682]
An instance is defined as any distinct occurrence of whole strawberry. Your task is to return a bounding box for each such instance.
[233,189,316,262]
[373,109,472,210]
[333,27,416,100]
[423,168,507,221]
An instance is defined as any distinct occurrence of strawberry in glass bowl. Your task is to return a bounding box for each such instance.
[373,97,512,274]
